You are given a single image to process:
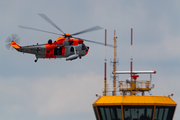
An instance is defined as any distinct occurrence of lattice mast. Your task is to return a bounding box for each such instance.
[113,30,117,96]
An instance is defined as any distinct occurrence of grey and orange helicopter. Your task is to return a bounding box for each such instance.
[5,14,113,62]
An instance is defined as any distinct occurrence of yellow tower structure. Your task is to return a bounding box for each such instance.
[92,29,177,120]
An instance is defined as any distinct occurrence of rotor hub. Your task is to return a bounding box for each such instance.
[64,33,72,38]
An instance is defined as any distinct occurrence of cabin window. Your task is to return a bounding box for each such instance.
[110,108,116,119]
[70,47,74,52]
[100,107,106,120]
[93,106,99,120]
[54,47,62,55]
[97,106,122,120]
[47,49,50,53]
[123,105,154,120]
[105,108,111,120]
[116,108,122,120]
[164,108,169,120]
[154,106,175,120]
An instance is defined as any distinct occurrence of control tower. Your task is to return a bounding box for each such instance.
[92,29,177,120]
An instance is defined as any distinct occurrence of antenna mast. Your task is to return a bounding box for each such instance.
[113,30,117,96]
[130,28,133,95]
[104,29,107,96]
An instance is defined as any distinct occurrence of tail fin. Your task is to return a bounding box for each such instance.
[11,41,21,49]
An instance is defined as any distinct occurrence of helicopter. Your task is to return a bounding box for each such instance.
[5,14,113,62]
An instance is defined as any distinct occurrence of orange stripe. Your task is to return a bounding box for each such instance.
[56,36,65,45]
[44,43,56,58]
[72,39,78,45]
[61,46,65,56]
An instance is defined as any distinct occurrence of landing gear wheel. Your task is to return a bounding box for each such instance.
[34,59,38,62]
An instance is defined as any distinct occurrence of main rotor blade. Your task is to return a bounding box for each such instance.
[71,26,103,36]
[19,25,63,36]
[76,37,113,47]
[38,13,65,34]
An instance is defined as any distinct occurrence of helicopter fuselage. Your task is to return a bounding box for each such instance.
[14,42,89,62]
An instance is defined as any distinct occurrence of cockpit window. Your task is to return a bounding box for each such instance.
[82,44,86,50]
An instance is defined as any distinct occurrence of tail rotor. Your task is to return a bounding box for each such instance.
[5,34,20,50]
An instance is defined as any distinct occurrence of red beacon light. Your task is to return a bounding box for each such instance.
[131,74,139,80]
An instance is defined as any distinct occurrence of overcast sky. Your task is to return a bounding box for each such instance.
[0,0,180,120]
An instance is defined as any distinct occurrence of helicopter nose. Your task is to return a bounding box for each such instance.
[85,46,89,55]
